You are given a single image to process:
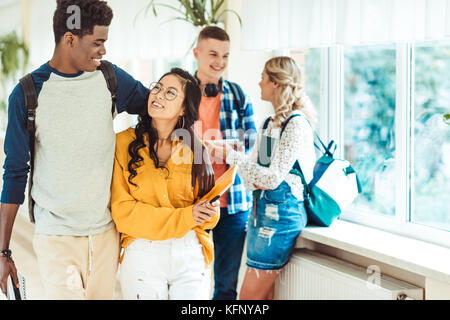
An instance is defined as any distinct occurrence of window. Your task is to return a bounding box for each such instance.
[413,41,450,231]
[291,48,323,131]
[308,42,450,248]
[343,45,397,216]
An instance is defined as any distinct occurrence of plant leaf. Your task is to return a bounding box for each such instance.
[215,9,242,27]
[211,0,225,18]
[143,0,157,17]
[0,100,6,112]
[133,1,155,26]
[152,2,186,16]
[193,0,207,25]
[179,0,198,25]
[0,31,28,111]
[159,16,195,27]
[444,113,450,125]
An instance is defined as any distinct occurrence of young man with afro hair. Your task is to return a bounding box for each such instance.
[0,0,212,300]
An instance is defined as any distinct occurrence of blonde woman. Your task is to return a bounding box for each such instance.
[207,56,317,300]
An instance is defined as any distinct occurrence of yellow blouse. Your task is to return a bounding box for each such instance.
[111,128,219,267]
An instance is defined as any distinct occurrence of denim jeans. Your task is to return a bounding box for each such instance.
[211,208,250,300]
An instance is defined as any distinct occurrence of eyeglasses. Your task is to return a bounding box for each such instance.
[149,82,182,101]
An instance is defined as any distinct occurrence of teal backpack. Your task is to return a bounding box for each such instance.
[256,113,362,227]
[283,114,363,227]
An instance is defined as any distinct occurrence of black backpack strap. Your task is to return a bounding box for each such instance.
[228,81,247,149]
[262,116,272,131]
[281,113,332,199]
[98,60,118,117]
[280,113,312,199]
[19,73,38,223]
[228,81,246,127]
[281,114,301,136]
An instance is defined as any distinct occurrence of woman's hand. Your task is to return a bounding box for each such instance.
[254,184,269,191]
[205,140,234,161]
[192,199,220,225]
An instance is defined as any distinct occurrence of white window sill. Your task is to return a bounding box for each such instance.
[296,219,450,284]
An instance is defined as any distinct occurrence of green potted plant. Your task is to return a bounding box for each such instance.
[0,31,29,112]
[143,0,242,28]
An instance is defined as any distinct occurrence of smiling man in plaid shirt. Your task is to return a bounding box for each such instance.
[193,26,257,300]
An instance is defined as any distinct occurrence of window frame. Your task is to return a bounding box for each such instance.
[315,43,450,249]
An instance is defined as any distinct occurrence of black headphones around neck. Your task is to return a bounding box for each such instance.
[195,72,223,97]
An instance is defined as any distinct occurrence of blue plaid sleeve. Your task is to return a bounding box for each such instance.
[241,94,257,155]
[219,81,257,215]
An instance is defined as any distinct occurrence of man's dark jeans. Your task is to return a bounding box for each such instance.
[211,208,250,300]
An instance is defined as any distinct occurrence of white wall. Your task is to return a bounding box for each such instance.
[0,1,21,36]
[225,0,274,128]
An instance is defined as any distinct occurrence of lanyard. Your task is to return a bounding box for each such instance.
[252,118,277,226]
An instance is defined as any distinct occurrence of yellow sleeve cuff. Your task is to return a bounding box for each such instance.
[183,205,197,229]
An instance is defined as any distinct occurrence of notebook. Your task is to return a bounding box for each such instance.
[6,273,26,300]
[198,164,237,203]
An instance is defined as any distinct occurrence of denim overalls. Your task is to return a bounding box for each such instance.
[246,117,308,271]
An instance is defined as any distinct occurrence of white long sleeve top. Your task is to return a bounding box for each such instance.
[226,110,316,201]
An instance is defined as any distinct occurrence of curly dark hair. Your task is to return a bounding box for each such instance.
[127,68,213,198]
[53,0,113,44]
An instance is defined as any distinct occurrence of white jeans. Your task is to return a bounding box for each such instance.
[119,230,211,300]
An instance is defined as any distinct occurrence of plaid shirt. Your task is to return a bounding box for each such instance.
[219,79,257,214]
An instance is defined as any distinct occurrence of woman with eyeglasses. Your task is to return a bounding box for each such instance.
[110,68,220,300]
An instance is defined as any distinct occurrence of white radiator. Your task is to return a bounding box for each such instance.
[275,249,423,300]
